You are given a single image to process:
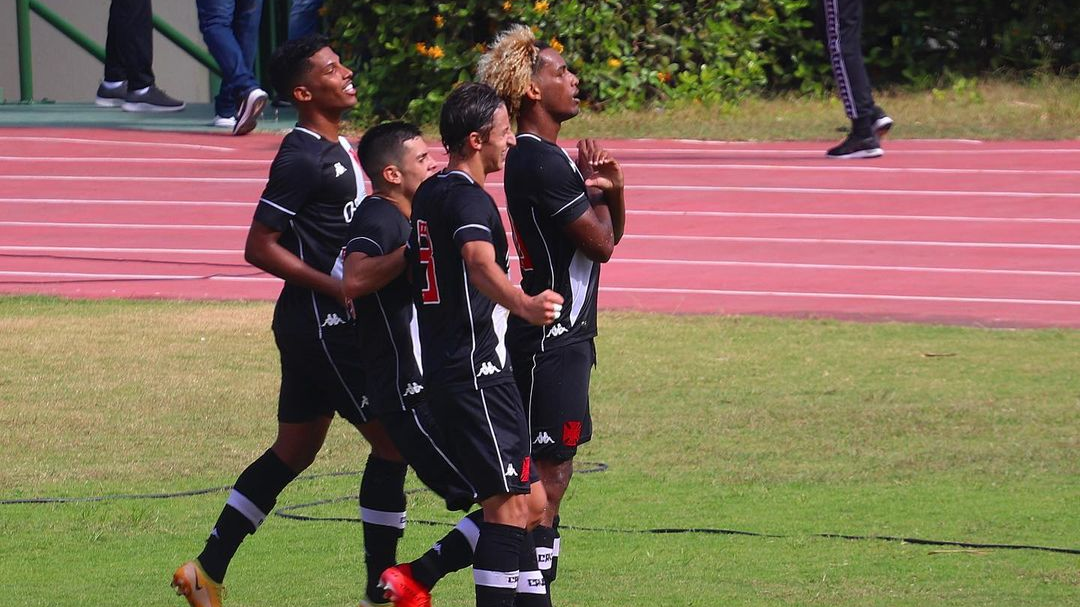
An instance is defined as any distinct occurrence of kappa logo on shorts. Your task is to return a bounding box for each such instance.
[333,161,347,177]
[533,431,555,445]
[403,382,424,396]
[546,324,568,338]
[476,361,502,376]
[322,313,347,327]
[562,421,582,447]
[504,463,518,477]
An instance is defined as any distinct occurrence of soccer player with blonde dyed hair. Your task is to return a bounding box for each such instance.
[479,24,626,605]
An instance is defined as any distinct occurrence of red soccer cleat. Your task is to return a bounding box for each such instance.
[379,564,431,607]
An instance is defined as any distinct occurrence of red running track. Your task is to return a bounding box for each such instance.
[1,128,1079,328]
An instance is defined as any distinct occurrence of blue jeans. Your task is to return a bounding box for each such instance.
[288,0,324,40]
[196,0,263,118]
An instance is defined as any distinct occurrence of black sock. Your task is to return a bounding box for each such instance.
[359,455,408,601]
[474,522,524,607]
[197,449,298,582]
[514,531,549,606]
[411,509,482,590]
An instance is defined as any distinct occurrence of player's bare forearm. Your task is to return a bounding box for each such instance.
[461,241,563,325]
[245,219,342,300]
[461,241,529,314]
[342,246,406,299]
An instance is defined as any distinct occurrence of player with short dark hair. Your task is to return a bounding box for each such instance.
[477,25,626,604]
[172,35,410,607]
[401,81,563,607]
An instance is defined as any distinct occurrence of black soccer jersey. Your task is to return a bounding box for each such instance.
[253,126,366,338]
[503,133,600,353]
[344,195,424,414]
[407,170,514,392]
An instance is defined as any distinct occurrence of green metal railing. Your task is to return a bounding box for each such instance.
[15,0,221,102]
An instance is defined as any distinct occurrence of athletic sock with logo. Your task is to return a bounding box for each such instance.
[532,524,556,586]
[514,531,549,607]
[549,516,561,583]
[197,448,299,582]
[359,455,408,602]
[411,509,483,590]
[474,522,525,607]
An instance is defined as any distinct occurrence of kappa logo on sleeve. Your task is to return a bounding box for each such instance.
[333,162,347,177]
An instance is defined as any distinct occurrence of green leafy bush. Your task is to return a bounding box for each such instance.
[323,0,1078,124]
[325,0,826,124]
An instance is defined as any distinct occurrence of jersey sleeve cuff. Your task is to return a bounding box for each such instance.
[452,224,494,248]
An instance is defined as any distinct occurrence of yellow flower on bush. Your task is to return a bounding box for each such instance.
[549,37,564,54]
[531,25,540,35]
[502,0,513,11]
[416,42,428,55]
[657,71,672,84]
[607,58,622,69]
[534,1,550,14]
[433,14,445,29]
[428,45,445,60]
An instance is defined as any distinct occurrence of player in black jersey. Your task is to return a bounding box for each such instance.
[404,82,563,607]
[172,36,410,607]
[343,120,483,511]
[477,25,625,602]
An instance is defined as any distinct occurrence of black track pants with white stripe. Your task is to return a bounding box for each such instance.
[823,0,875,120]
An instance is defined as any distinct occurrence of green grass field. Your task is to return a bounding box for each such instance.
[1,296,1077,606]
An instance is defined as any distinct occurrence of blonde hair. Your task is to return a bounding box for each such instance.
[476,25,542,121]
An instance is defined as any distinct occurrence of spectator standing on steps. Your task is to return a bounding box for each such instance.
[287,0,325,40]
[823,0,894,159]
[94,0,185,112]
[196,0,269,135]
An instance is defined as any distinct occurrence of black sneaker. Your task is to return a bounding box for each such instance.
[871,106,894,139]
[121,86,185,112]
[233,88,269,136]
[95,81,127,107]
[826,132,883,159]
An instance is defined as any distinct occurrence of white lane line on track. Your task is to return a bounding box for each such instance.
[0,136,237,152]
[3,175,1078,198]
[4,223,1080,250]
[624,234,1080,250]
[600,286,1080,307]
[0,270,273,282]
[4,246,1077,278]
[0,245,237,254]
[618,162,1080,176]
[6,198,1080,225]
[0,156,270,165]
[3,270,1076,306]
[0,197,252,207]
[581,147,1080,156]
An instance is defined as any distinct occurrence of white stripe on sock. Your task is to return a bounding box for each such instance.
[226,490,267,528]
[553,537,561,557]
[517,570,547,594]
[359,507,407,529]
[455,515,481,551]
[474,568,520,589]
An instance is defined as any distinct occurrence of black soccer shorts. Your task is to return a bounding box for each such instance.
[275,329,371,426]
[380,403,478,511]
[426,382,537,502]
[512,339,595,462]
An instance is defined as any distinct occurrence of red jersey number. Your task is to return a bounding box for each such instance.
[509,217,534,272]
[416,220,440,304]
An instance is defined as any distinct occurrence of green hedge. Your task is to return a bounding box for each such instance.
[324,0,1079,124]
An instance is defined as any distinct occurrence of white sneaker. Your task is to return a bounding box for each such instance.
[211,115,237,128]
